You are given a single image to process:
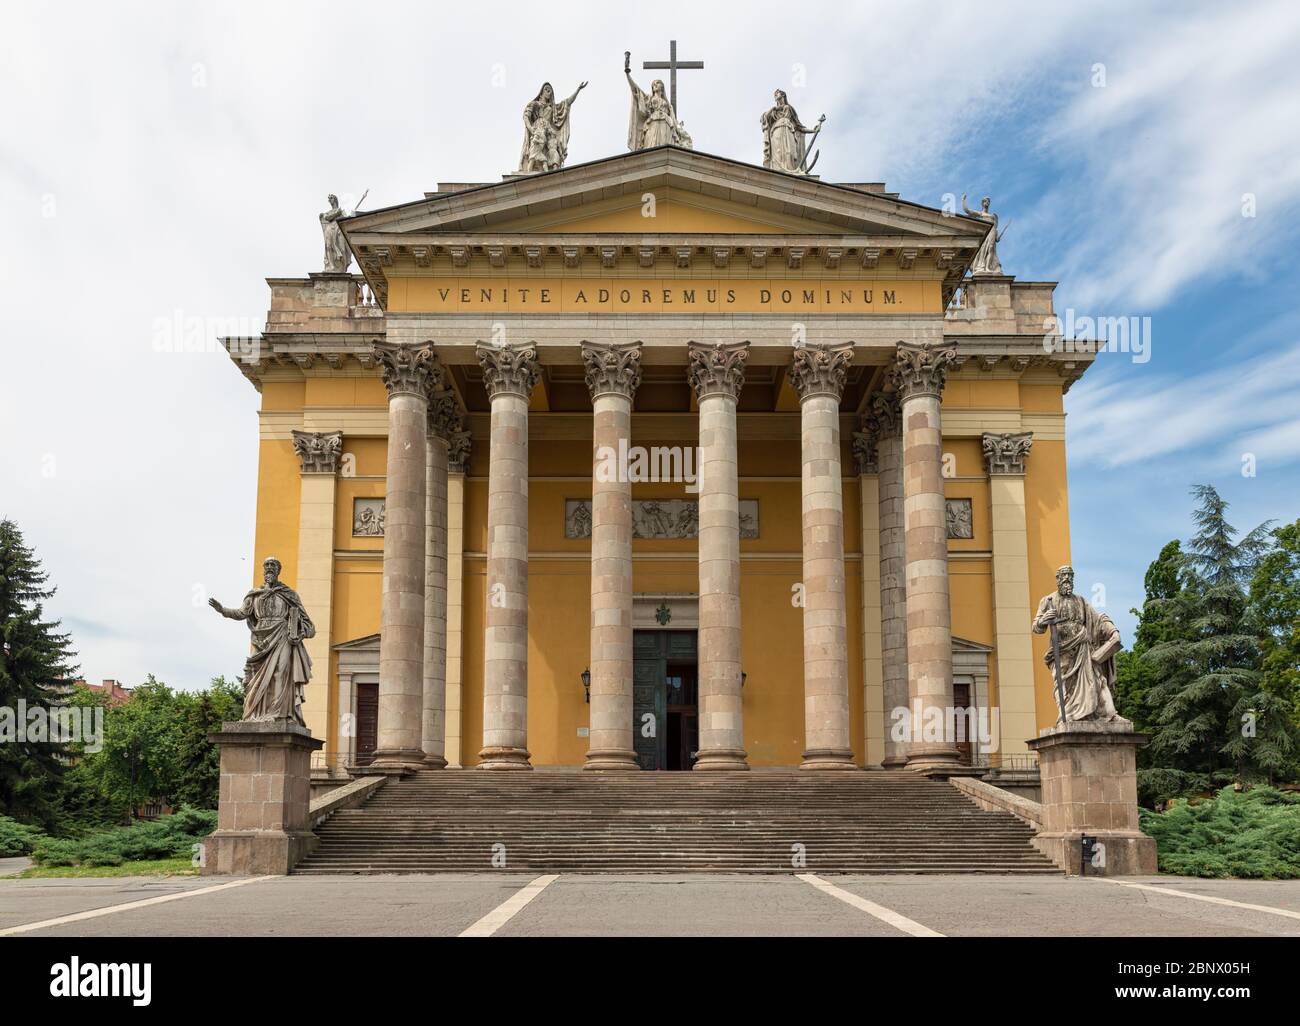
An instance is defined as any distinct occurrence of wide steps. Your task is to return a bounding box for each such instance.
[297,770,1056,875]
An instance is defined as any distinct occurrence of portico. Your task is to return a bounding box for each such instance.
[227,146,1092,777]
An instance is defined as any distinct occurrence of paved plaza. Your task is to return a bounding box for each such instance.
[2,872,1298,938]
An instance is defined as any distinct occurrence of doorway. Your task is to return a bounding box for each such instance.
[632,630,698,770]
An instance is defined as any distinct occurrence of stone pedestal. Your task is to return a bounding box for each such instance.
[1026,721,1157,876]
[202,720,323,876]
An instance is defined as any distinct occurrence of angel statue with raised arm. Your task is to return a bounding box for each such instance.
[625,50,691,150]
[517,80,587,174]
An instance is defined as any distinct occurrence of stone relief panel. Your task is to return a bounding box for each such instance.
[353,498,386,537]
[946,498,973,540]
[565,499,759,540]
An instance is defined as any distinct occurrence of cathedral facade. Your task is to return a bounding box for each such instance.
[222,146,1091,781]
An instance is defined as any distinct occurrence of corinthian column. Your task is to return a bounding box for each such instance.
[477,343,539,770]
[894,341,960,773]
[372,341,438,772]
[983,431,1037,757]
[871,391,910,768]
[421,390,459,768]
[582,341,642,771]
[789,343,856,770]
[687,341,749,771]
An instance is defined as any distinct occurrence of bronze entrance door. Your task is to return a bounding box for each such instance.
[632,630,698,770]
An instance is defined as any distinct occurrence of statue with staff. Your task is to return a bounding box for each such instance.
[760,89,824,174]
[319,190,368,273]
[1032,565,1122,724]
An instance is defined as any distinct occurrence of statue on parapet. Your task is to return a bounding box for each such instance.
[209,557,315,725]
[1032,565,1123,725]
[962,193,1006,276]
[319,190,367,273]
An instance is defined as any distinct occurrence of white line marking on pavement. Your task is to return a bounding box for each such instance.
[797,874,945,937]
[1099,879,1300,922]
[459,874,559,937]
[0,876,270,937]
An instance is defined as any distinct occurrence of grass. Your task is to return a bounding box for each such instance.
[11,855,199,879]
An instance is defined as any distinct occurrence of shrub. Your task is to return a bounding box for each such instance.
[1141,786,1300,879]
[29,807,216,867]
[0,816,47,857]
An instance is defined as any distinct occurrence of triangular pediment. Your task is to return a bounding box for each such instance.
[344,146,986,242]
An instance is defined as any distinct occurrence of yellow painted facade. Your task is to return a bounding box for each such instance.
[236,148,1087,773]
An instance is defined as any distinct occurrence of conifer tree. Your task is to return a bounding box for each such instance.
[0,519,78,827]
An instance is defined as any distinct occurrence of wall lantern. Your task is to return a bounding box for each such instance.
[581,667,591,703]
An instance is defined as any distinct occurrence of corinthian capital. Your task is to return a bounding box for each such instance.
[982,431,1033,475]
[892,341,957,401]
[582,340,642,401]
[687,340,748,402]
[373,341,439,399]
[868,390,902,437]
[789,342,855,401]
[477,342,540,400]
[851,420,878,475]
[448,429,472,473]
[291,430,343,475]
[427,389,461,440]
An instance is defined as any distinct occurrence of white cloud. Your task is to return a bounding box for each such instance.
[1,1,1295,687]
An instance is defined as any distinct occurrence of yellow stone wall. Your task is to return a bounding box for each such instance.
[253,366,1073,767]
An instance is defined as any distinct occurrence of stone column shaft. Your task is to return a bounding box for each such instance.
[689,341,749,771]
[872,395,910,768]
[478,344,539,770]
[372,343,437,772]
[421,395,457,768]
[895,342,960,773]
[853,422,884,769]
[791,344,855,770]
[583,342,642,770]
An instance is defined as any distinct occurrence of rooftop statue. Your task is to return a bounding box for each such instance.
[318,190,367,273]
[518,80,587,174]
[625,51,691,150]
[962,193,1006,276]
[761,89,824,174]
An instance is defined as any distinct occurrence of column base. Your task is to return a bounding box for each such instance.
[478,746,533,770]
[422,754,448,769]
[369,748,429,773]
[905,745,962,776]
[583,749,641,771]
[881,754,910,769]
[799,748,859,770]
[692,748,749,771]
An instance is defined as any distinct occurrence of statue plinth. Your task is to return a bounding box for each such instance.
[1026,720,1157,876]
[201,719,323,876]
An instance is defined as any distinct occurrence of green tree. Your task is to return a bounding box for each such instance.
[1114,539,1184,739]
[1247,519,1300,778]
[1142,485,1275,785]
[0,519,78,828]
[170,676,243,808]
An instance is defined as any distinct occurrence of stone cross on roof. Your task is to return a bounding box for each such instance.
[642,39,704,118]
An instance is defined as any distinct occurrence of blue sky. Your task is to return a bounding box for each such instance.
[2,0,1297,686]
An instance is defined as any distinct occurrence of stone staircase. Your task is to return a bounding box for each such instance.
[294,770,1058,875]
